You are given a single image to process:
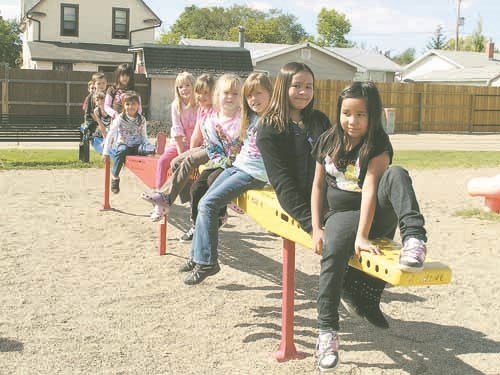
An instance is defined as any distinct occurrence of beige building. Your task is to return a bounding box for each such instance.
[180,38,401,82]
[19,0,160,71]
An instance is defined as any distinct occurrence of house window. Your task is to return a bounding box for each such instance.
[53,62,73,71]
[113,8,129,39]
[60,4,78,37]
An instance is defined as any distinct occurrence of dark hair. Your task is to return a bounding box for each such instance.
[325,81,384,169]
[114,63,135,90]
[121,90,140,106]
[261,62,315,133]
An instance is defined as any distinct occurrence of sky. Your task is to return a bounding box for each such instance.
[2,0,500,57]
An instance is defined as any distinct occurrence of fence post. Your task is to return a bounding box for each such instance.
[66,81,71,125]
[418,91,424,132]
[469,94,475,133]
[1,64,8,115]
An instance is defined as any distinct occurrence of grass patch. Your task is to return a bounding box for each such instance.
[393,151,500,169]
[0,149,499,170]
[454,208,500,222]
[0,149,103,170]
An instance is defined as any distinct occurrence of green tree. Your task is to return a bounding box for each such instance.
[391,48,416,66]
[158,5,308,45]
[0,19,22,67]
[426,25,447,50]
[316,8,352,47]
[445,18,486,52]
[470,18,486,52]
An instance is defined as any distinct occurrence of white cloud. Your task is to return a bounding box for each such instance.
[248,1,273,11]
[0,3,20,20]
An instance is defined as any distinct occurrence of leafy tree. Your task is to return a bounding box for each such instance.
[0,19,22,67]
[427,25,447,50]
[445,18,486,52]
[158,5,308,45]
[391,48,416,66]
[316,8,352,47]
[470,18,486,52]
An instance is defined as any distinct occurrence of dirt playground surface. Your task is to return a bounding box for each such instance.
[1,134,500,374]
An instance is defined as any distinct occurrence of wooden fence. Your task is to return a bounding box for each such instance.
[1,64,500,133]
[315,80,500,133]
[0,65,149,126]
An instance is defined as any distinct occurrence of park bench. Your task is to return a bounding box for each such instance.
[0,114,81,143]
[101,138,452,361]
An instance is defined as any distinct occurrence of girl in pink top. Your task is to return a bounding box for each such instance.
[105,63,142,119]
[155,72,198,189]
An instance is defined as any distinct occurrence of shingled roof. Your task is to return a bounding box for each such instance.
[129,43,253,77]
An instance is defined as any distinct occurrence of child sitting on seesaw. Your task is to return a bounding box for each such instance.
[102,91,149,194]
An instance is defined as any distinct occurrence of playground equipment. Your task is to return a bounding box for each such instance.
[101,142,452,362]
[467,174,500,213]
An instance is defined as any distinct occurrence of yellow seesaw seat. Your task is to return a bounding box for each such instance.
[234,186,452,287]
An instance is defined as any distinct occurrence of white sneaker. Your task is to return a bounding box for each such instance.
[399,238,427,272]
[316,330,339,372]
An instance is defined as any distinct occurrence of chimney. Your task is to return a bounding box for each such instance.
[238,26,245,48]
[486,39,495,60]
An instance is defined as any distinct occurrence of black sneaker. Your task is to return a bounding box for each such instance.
[179,226,195,242]
[111,178,120,194]
[184,263,220,285]
[178,258,196,273]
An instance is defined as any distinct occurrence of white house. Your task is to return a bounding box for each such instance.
[19,0,161,71]
[402,42,500,86]
[180,38,401,82]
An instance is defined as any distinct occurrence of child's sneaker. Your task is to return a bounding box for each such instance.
[316,330,339,372]
[179,225,195,242]
[399,238,427,272]
[150,205,167,222]
[140,192,170,211]
[178,258,196,273]
[111,178,120,194]
[183,263,220,285]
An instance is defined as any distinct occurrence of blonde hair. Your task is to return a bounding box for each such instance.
[173,71,196,114]
[194,73,216,95]
[240,73,272,140]
[212,73,242,113]
[94,91,106,103]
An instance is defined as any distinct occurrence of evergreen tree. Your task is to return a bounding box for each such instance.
[426,25,447,50]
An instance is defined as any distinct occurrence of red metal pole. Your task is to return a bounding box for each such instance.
[159,218,167,256]
[102,157,111,210]
[271,238,304,362]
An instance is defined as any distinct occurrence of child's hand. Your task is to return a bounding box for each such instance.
[354,237,381,258]
[312,228,324,255]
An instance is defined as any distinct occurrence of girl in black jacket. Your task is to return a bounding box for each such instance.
[257,62,390,371]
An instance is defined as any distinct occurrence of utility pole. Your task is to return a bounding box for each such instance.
[455,0,463,51]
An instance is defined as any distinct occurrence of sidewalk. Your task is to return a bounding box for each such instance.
[1,133,499,151]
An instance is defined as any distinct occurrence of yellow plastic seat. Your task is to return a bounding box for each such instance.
[234,187,452,287]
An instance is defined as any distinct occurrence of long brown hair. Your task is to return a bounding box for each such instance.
[240,73,273,140]
[113,63,135,90]
[261,62,315,133]
[324,81,385,169]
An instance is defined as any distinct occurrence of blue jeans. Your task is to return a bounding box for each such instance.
[91,136,104,154]
[190,167,266,265]
[111,144,139,178]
